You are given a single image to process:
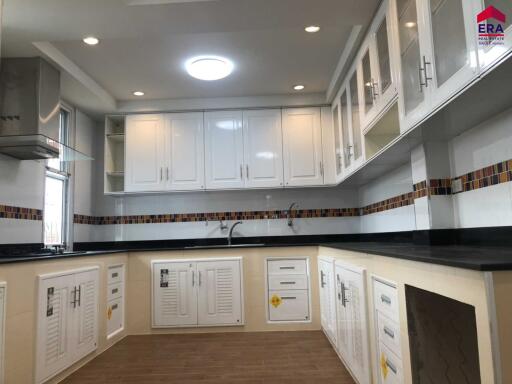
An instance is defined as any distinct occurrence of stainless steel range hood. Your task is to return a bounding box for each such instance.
[0,57,91,161]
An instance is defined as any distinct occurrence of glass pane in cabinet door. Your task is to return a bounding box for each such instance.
[349,73,362,162]
[376,17,392,94]
[332,105,342,175]
[430,0,467,87]
[398,0,424,115]
[340,90,351,168]
[362,50,375,114]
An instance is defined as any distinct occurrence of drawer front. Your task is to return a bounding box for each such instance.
[377,312,401,358]
[107,297,124,336]
[268,259,307,275]
[378,342,403,384]
[268,274,308,290]
[108,265,124,285]
[268,290,309,321]
[373,279,399,322]
[107,282,123,302]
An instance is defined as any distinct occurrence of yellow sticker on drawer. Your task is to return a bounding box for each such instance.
[270,294,282,308]
[107,306,112,320]
[380,353,388,379]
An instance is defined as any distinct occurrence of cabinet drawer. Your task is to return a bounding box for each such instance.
[268,290,309,321]
[268,274,308,290]
[268,259,307,275]
[107,282,123,301]
[377,312,401,358]
[108,266,124,285]
[373,279,399,322]
[107,297,124,337]
[378,342,403,384]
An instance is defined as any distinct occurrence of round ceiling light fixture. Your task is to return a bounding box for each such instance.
[294,85,305,91]
[305,25,321,33]
[133,91,145,96]
[83,36,100,46]
[185,56,234,81]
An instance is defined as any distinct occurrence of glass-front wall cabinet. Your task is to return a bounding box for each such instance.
[332,104,343,179]
[349,72,363,168]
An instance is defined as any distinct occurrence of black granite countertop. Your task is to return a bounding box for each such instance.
[1,229,511,270]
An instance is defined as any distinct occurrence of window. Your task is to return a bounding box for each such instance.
[44,108,71,246]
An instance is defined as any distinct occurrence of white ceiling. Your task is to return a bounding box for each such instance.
[2,0,379,113]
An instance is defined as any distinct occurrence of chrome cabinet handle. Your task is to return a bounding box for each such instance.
[160,167,163,181]
[246,164,249,179]
[70,287,78,308]
[319,161,324,176]
[77,286,81,307]
[240,164,243,180]
[320,271,326,288]
[279,266,295,270]
[418,65,426,92]
[192,271,195,286]
[112,272,118,278]
[199,271,202,286]
[281,296,296,300]
[423,56,432,87]
[372,78,379,99]
[383,326,395,339]
[112,288,118,294]
[280,281,296,285]
[381,294,392,305]
[386,359,397,374]
[341,282,349,307]
[166,167,170,181]
[112,303,118,310]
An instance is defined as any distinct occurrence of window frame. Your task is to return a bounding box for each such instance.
[43,104,74,248]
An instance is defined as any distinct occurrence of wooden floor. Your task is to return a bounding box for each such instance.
[62,331,356,383]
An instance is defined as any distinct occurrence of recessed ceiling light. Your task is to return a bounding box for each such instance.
[305,25,321,33]
[133,91,145,96]
[185,56,234,81]
[404,22,416,28]
[83,36,99,46]
[294,85,305,91]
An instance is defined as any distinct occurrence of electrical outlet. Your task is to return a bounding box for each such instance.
[452,178,463,194]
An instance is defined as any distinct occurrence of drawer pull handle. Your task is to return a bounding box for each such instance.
[381,294,392,305]
[112,288,119,294]
[320,271,326,288]
[112,272,119,278]
[281,296,296,300]
[386,359,397,374]
[383,326,395,339]
[112,304,118,310]
[280,281,296,285]
[280,266,295,270]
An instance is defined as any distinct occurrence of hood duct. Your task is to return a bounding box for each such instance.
[0,57,91,161]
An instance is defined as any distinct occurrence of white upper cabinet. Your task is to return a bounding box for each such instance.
[282,107,324,187]
[331,101,344,182]
[197,259,243,326]
[243,109,284,188]
[204,111,244,190]
[164,113,205,191]
[422,0,480,109]
[125,114,166,192]
[360,0,400,129]
[349,72,365,170]
[477,0,512,71]
[320,106,337,185]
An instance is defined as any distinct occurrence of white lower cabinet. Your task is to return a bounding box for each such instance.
[0,283,5,384]
[334,262,371,384]
[373,277,403,384]
[35,267,99,384]
[318,257,337,345]
[152,258,243,327]
[106,265,125,338]
[267,258,310,322]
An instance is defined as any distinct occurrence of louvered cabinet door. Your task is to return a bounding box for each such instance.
[197,260,243,326]
[35,273,75,384]
[152,262,198,327]
[72,268,99,363]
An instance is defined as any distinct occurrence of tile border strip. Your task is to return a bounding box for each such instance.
[0,204,43,221]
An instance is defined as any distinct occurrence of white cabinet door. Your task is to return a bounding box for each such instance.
[477,0,512,71]
[204,111,244,189]
[396,0,432,131]
[35,273,75,384]
[152,262,197,327]
[165,113,205,191]
[0,283,5,384]
[282,107,324,187]
[72,269,99,363]
[243,109,284,188]
[318,258,337,345]
[197,260,243,326]
[348,72,365,169]
[331,101,344,182]
[125,114,165,192]
[320,106,337,185]
[335,265,352,365]
[423,0,480,109]
[360,38,380,126]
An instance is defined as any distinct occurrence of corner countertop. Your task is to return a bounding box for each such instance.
[0,235,511,271]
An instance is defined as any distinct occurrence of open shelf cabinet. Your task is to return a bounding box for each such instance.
[104,115,126,194]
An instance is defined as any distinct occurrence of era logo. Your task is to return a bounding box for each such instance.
[477,5,506,45]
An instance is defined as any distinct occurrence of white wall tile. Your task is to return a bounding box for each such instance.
[414,197,430,230]
[359,163,413,206]
[0,219,42,244]
[360,205,416,233]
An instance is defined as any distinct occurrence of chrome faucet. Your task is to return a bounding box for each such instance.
[228,221,243,246]
[287,202,299,227]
